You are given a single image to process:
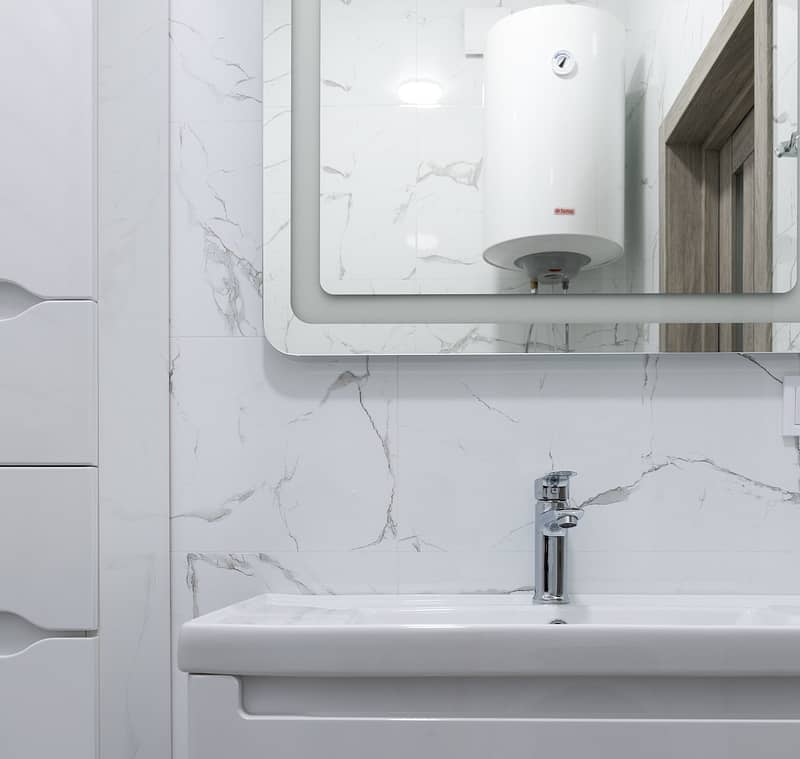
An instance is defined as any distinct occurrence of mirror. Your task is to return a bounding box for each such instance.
[263,0,800,355]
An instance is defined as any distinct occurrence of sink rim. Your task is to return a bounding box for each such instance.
[183,591,800,626]
[179,593,800,679]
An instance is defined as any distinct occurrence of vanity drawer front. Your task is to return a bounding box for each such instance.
[0,0,95,300]
[0,638,97,758]
[0,301,97,465]
[189,677,800,759]
[0,467,97,630]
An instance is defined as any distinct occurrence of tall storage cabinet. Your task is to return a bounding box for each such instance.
[0,1,98,756]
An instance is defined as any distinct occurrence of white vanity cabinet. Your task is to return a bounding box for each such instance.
[188,676,800,759]
[182,594,800,759]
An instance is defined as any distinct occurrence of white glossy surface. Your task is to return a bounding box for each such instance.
[180,593,800,677]
[170,346,800,757]
[0,638,97,758]
[0,468,97,631]
[0,0,96,300]
[0,301,97,465]
[483,6,625,273]
[190,675,800,759]
[98,0,172,756]
[258,0,800,355]
[170,0,800,753]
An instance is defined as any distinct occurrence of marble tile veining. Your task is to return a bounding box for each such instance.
[169,2,800,757]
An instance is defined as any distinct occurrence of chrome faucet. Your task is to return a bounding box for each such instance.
[534,471,583,604]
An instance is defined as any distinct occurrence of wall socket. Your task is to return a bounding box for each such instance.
[782,377,800,436]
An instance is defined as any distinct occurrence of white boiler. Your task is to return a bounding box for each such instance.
[482,5,625,290]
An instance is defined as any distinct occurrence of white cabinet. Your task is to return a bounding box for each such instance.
[189,676,800,759]
[0,0,95,300]
[0,3,99,757]
[0,301,97,465]
[0,638,97,758]
[0,468,97,630]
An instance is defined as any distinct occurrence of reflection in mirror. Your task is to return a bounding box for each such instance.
[263,0,800,355]
[660,0,777,351]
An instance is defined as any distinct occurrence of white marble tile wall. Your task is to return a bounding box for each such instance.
[170,1,800,756]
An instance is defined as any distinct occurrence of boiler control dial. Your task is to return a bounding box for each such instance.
[552,50,576,77]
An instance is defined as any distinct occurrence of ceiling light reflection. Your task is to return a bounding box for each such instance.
[397,79,444,107]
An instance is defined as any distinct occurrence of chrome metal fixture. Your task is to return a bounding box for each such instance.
[534,470,583,604]
[776,130,800,158]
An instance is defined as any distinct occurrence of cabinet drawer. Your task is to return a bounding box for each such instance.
[0,638,96,759]
[0,468,97,630]
[0,301,97,465]
[0,0,95,300]
[189,676,800,759]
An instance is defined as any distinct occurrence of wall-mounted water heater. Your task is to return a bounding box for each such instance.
[482,5,626,291]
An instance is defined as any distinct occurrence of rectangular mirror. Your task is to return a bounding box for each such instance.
[263,0,800,355]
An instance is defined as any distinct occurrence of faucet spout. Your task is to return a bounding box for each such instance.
[538,506,583,533]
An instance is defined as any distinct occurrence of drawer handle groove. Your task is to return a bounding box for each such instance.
[0,612,85,656]
[0,280,43,321]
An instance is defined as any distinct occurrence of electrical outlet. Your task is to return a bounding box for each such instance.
[782,377,800,436]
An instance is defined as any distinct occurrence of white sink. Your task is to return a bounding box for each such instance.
[179,594,800,678]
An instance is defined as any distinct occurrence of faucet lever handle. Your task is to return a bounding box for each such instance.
[535,470,577,502]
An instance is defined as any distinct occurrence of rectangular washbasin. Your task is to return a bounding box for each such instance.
[179,594,800,678]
